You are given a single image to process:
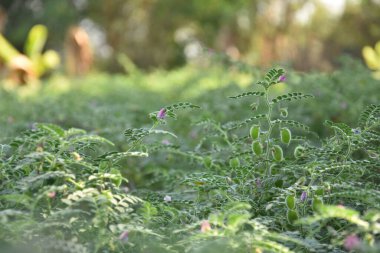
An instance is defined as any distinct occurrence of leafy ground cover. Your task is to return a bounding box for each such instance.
[0,58,379,253]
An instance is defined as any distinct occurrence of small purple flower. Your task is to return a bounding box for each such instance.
[119,231,129,242]
[256,178,261,188]
[157,108,166,119]
[161,139,171,145]
[344,234,360,251]
[279,75,286,82]
[300,191,307,202]
[352,128,361,135]
[190,130,198,139]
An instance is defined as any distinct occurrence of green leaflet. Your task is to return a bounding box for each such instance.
[229,91,265,99]
[271,92,313,104]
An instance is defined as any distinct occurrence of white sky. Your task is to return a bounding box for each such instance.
[295,0,349,24]
[319,0,346,15]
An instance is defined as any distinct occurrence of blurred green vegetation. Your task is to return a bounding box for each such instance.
[1,57,378,144]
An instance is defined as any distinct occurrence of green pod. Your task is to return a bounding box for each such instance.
[294,145,305,159]
[280,128,291,144]
[285,195,296,210]
[229,157,240,168]
[252,141,263,156]
[250,125,260,140]
[287,209,299,224]
[312,197,324,211]
[272,145,284,161]
[203,157,213,169]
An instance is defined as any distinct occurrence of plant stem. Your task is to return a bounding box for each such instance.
[264,88,273,175]
[127,121,158,152]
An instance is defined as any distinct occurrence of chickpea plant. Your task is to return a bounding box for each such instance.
[228,68,313,173]
[1,61,379,253]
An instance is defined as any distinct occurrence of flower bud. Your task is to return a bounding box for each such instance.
[157,108,167,119]
[47,192,56,198]
[200,220,211,233]
[279,75,286,82]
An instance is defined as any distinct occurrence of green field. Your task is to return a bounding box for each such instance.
[1,58,379,252]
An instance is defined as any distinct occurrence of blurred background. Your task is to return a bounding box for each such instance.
[1,0,380,75]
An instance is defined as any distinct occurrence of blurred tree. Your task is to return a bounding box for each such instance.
[1,0,380,71]
[65,26,93,76]
[325,0,380,61]
[1,0,81,51]
[87,0,253,69]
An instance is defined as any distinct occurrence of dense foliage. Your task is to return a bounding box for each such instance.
[0,59,379,252]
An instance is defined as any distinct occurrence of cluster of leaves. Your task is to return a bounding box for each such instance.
[0,124,144,252]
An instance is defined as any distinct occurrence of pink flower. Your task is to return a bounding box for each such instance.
[47,192,56,198]
[200,220,211,233]
[157,108,167,119]
[119,231,129,242]
[279,75,286,82]
[344,234,360,251]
